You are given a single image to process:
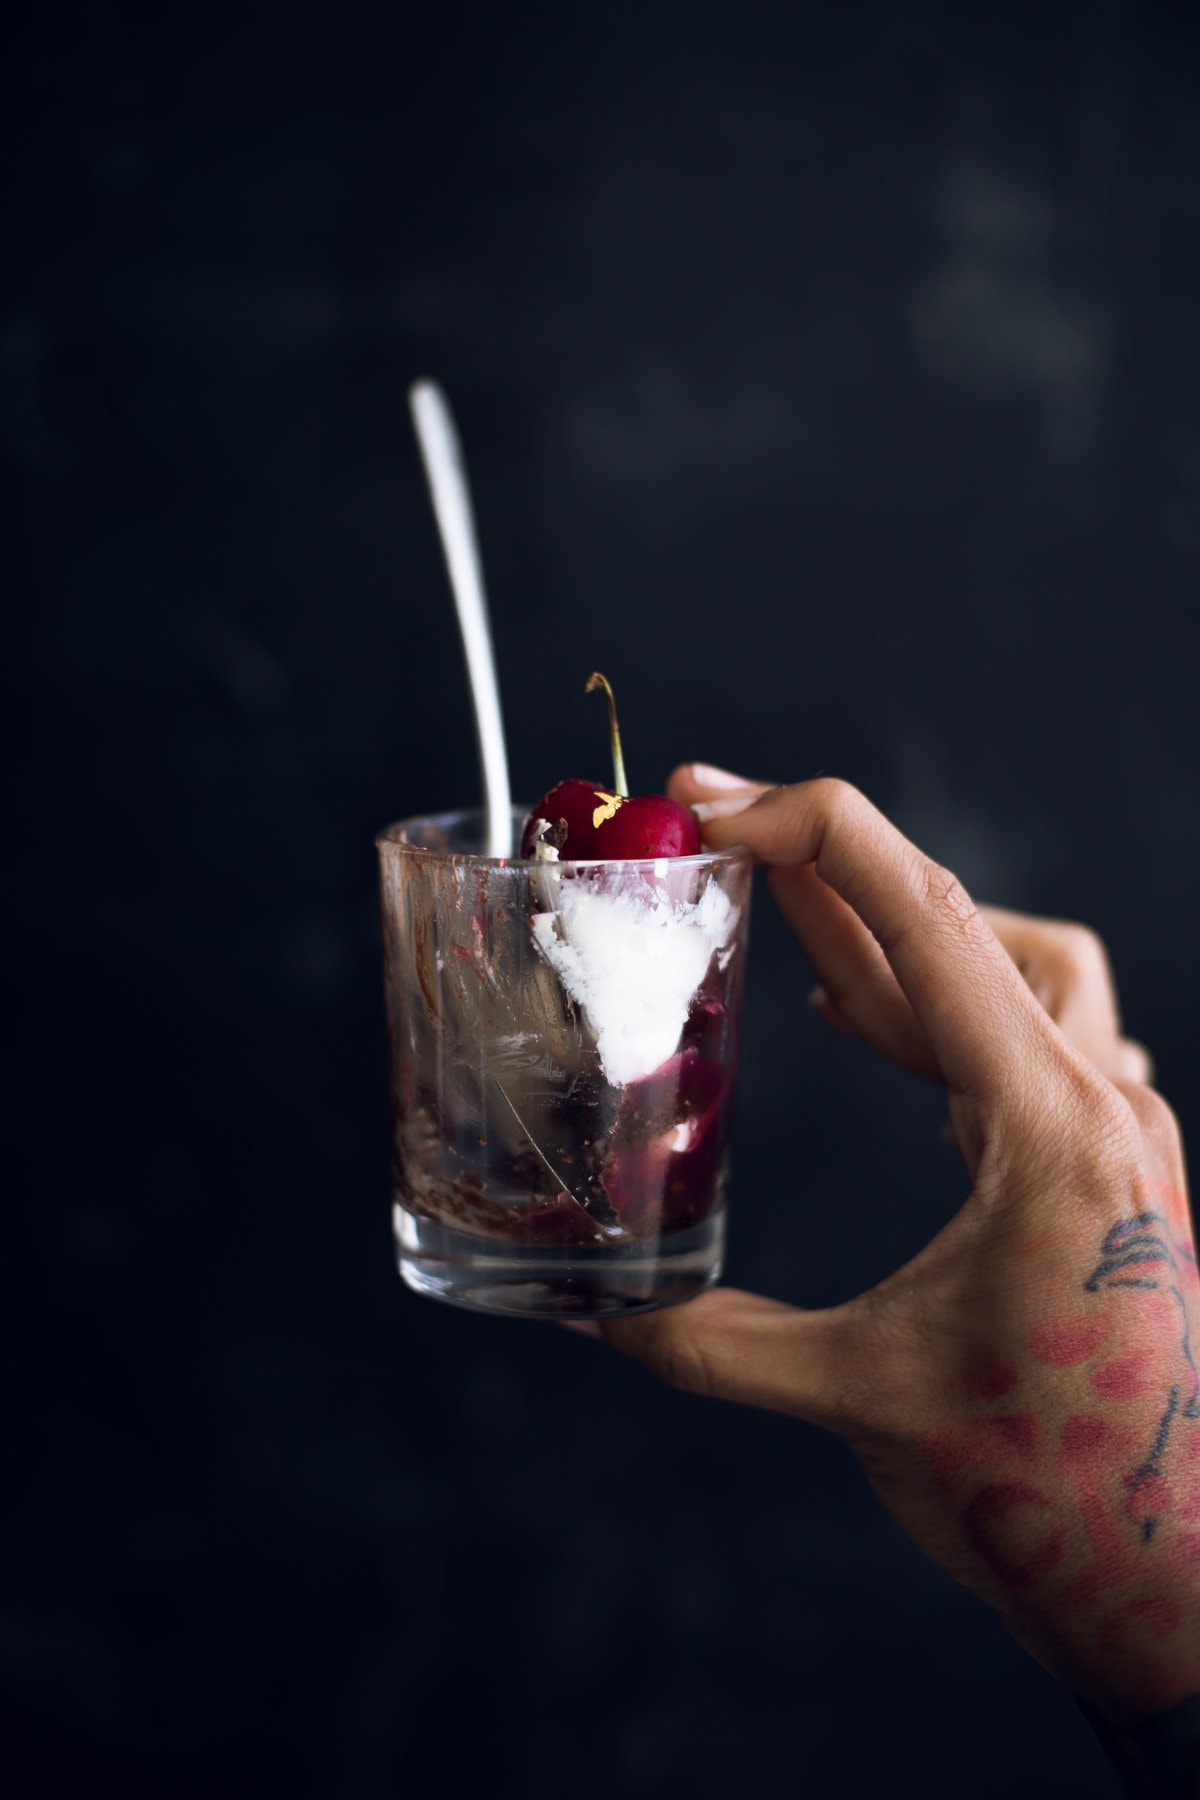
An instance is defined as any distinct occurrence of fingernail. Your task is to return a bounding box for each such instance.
[808,985,827,1008]
[687,762,758,791]
[693,794,760,823]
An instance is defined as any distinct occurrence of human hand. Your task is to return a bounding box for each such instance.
[586,767,1200,1751]
[677,770,1153,1092]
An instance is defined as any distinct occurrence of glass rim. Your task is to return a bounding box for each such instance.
[375,804,755,872]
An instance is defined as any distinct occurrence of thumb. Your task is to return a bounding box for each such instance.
[588,1287,857,1432]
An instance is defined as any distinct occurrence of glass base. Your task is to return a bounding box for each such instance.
[394,1204,725,1318]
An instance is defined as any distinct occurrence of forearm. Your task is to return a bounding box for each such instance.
[1079,1696,1200,1800]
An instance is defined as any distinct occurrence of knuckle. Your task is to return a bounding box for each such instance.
[1057,921,1112,987]
[1049,1061,1141,1171]
[1013,1039,1181,1208]
[1106,1039,1154,1087]
[1122,1040,1155,1086]
[1122,1081,1183,1151]
[1075,1068,1134,1134]
[920,859,983,937]
[812,775,867,822]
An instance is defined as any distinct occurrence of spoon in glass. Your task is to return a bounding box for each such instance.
[408,379,512,857]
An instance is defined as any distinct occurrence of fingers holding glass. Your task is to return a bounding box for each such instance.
[684,777,1061,1116]
[670,769,1153,1093]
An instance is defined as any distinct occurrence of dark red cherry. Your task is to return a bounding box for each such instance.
[519,673,701,862]
[518,778,611,860]
[590,794,700,859]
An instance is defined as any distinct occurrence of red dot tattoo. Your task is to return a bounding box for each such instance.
[963,1479,1066,1589]
[1098,1593,1183,1655]
[1028,1314,1107,1367]
[959,1346,1021,1403]
[1060,1412,1123,1466]
[1091,1350,1159,1402]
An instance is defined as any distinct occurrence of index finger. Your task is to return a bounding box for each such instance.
[690,777,1053,1103]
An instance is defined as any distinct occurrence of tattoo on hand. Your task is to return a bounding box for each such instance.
[1084,1213,1200,1543]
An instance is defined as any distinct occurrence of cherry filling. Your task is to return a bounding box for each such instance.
[522,1192,607,1245]
[602,1046,729,1236]
[679,960,737,1066]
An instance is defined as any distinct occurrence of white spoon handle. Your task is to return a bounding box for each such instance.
[408,380,512,858]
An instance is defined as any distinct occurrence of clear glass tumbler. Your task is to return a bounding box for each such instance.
[376,808,753,1318]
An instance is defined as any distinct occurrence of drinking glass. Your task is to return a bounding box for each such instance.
[377,807,753,1317]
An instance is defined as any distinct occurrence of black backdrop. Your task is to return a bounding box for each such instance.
[5,3,1200,1796]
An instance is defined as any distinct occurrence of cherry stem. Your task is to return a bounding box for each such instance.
[585,672,629,797]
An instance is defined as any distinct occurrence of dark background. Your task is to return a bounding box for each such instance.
[4,2,1199,1795]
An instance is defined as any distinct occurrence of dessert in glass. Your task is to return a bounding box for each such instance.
[377,681,753,1318]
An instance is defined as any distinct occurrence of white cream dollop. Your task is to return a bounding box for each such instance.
[531,876,735,1085]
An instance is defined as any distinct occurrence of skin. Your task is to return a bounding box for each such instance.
[579,766,1200,1797]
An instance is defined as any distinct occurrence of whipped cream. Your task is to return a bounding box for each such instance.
[531,874,735,1085]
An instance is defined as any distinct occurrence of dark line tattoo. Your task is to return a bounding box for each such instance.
[1106,1212,1161,1244]
[1083,1211,1199,1542]
[1085,1217,1175,1291]
[1130,1386,1180,1543]
[1174,1286,1200,1421]
[1086,1249,1173,1288]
